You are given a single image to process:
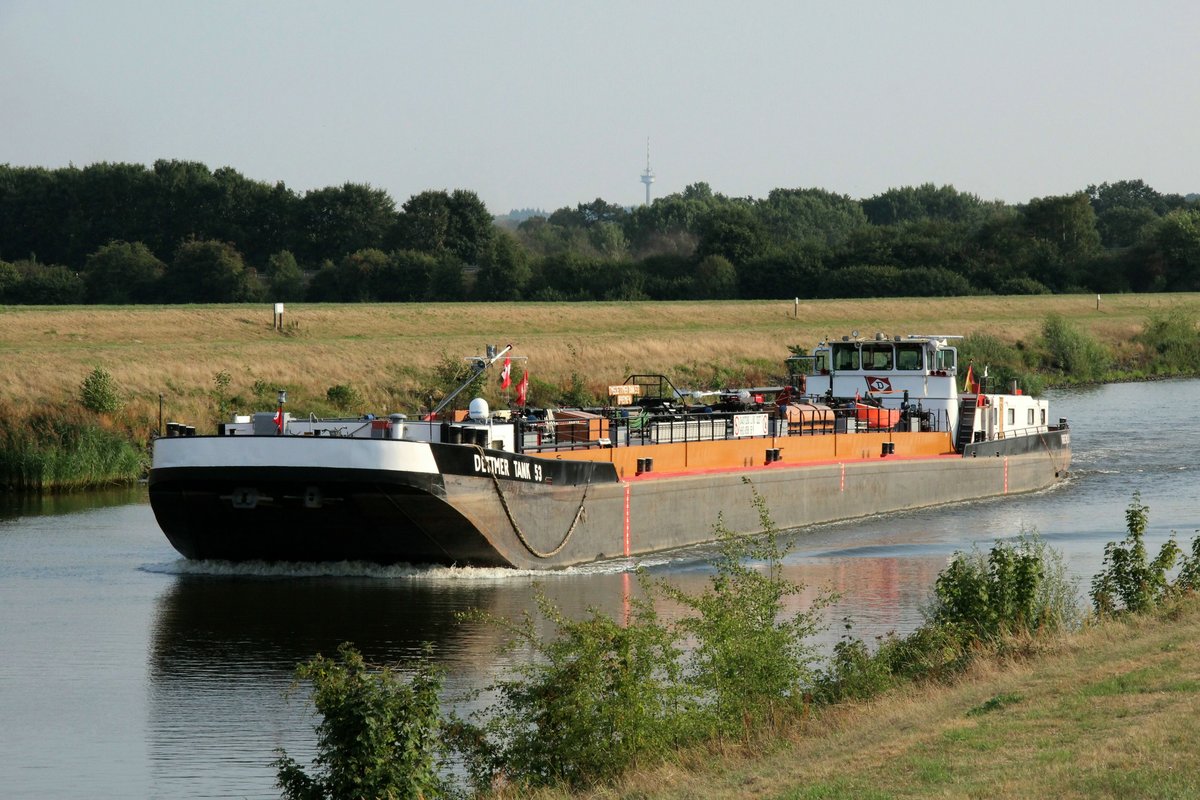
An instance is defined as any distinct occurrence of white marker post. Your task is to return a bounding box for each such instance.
[274,302,285,330]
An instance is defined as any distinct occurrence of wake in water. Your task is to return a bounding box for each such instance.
[138,552,682,582]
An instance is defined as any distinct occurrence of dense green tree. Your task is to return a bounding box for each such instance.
[1086,180,1184,249]
[298,183,396,265]
[0,259,18,301]
[394,189,493,265]
[475,229,531,300]
[862,183,994,226]
[426,255,465,300]
[1086,179,1185,217]
[164,239,256,303]
[738,243,828,299]
[8,259,86,304]
[1021,193,1101,289]
[755,187,867,247]
[623,183,716,256]
[692,254,738,299]
[639,253,697,299]
[374,250,437,301]
[83,241,165,303]
[1138,209,1200,291]
[1096,205,1159,248]
[333,248,389,301]
[696,204,767,265]
[264,250,306,302]
[446,189,495,264]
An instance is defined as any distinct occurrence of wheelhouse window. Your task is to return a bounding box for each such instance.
[896,343,923,371]
[935,347,956,372]
[832,343,860,371]
[861,344,893,370]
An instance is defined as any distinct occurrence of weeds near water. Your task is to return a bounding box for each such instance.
[1091,493,1182,616]
[0,405,146,491]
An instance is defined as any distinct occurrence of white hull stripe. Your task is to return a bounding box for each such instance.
[152,437,441,475]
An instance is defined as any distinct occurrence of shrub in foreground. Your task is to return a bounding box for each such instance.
[450,589,683,791]
[1091,493,1182,615]
[273,643,447,800]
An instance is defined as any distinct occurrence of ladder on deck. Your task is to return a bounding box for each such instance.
[954,401,977,453]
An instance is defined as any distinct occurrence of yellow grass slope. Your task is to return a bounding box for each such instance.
[1,294,1196,434]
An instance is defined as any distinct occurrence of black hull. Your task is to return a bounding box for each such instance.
[149,442,618,568]
[149,431,1070,569]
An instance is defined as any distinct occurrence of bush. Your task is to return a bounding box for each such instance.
[79,367,123,414]
[929,533,1077,640]
[273,643,447,800]
[1136,309,1200,375]
[1038,313,1111,381]
[451,589,683,791]
[451,482,830,790]
[325,384,363,412]
[1090,493,1181,615]
[658,486,831,735]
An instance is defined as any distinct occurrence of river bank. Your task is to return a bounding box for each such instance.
[517,596,1200,800]
[1,295,1197,489]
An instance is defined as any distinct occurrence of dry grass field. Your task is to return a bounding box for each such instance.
[2,294,1197,434]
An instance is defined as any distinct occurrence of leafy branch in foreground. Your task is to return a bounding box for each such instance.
[450,586,684,792]
[452,480,833,792]
[273,642,447,800]
[1091,492,1182,615]
[655,483,833,737]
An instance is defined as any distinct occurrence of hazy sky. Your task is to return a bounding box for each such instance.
[2,1,1197,215]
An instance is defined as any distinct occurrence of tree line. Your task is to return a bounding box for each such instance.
[1,160,1198,305]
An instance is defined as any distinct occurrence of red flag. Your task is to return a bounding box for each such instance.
[516,370,529,406]
[962,364,976,393]
[500,357,512,389]
[273,407,283,434]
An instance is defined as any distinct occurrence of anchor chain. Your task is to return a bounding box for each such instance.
[473,444,591,559]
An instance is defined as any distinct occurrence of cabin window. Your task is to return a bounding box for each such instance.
[1007,408,1015,425]
[1041,409,1046,425]
[832,344,860,371]
[896,343,923,371]
[935,347,956,372]
[1028,409,1035,425]
[861,344,894,370]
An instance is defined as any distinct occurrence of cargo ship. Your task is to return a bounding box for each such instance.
[148,334,1071,569]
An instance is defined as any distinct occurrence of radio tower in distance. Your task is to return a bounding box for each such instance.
[639,138,655,206]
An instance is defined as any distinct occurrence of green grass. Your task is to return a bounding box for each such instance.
[509,596,1200,800]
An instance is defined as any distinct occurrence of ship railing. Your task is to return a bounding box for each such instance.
[990,424,1051,441]
[515,403,954,452]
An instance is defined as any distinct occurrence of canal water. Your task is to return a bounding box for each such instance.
[1,380,1197,798]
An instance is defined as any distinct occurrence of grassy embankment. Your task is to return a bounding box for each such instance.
[1,293,1198,488]
[513,599,1200,800]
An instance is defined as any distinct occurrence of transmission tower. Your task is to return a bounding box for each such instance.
[639,138,655,206]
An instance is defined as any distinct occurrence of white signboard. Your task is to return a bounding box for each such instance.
[733,413,769,438]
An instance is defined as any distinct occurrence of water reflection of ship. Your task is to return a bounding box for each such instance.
[148,570,637,678]
[145,570,638,797]
[0,485,146,521]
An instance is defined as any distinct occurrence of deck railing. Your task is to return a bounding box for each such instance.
[516,401,953,454]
